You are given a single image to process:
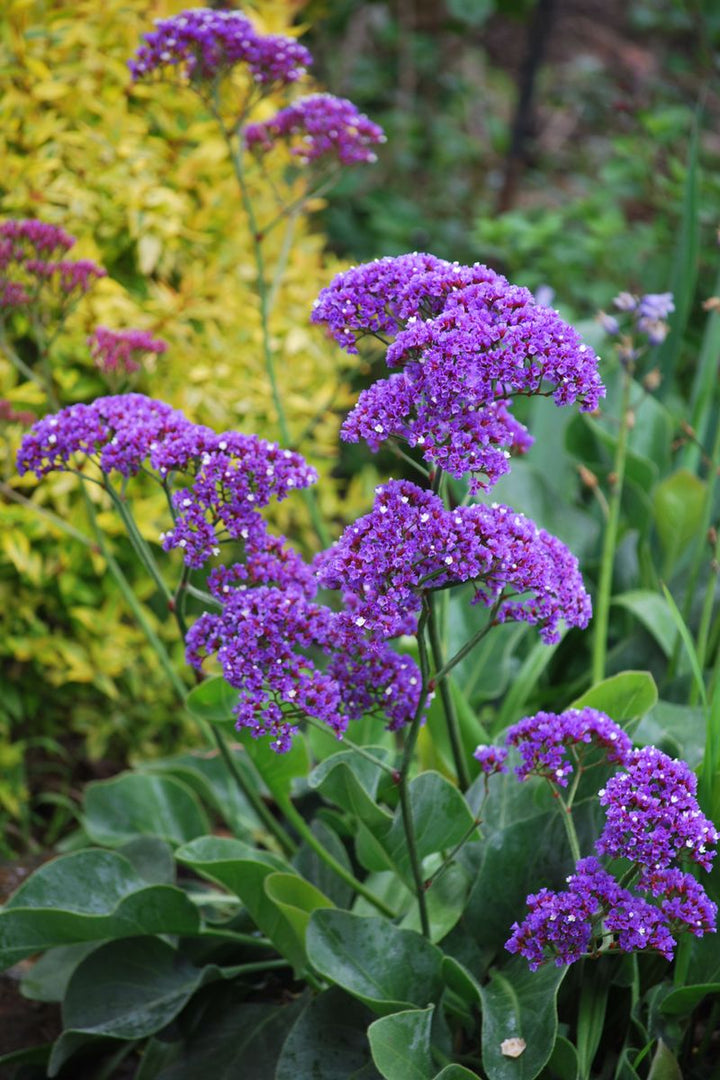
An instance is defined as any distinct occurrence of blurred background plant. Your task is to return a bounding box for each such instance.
[0,0,364,855]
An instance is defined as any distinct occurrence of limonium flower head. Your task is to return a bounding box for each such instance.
[596,746,719,872]
[315,479,591,643]
[206,531,317,602]
[506,857,679,970]
[508,744,718,971]
[17,394,317,569]
[245,94,386,165]
[313,254,603,487]
[311,253,496,354]
[505,707,633,786]
[89,327,168,376]
[343,377,533,491]
[185,586,423,752]
[129,8,311,87]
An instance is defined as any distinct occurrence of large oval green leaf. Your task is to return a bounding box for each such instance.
[309,747,395,832]
[175,836,306,971]
[480,959,567,1080]
[48,938,224,1074]
[0,849,199,969]
[571,670,658,723]
[276,986,381,1080]
[306,910,444,1016]
[368,1006,435,1080]
[83,772,210,848]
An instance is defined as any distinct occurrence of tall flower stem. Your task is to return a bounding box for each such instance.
[555,788,582,864]
[399,604,432,937]
[219,118,329,549]
[426,593,471,790]
[591,363,633,684]
[432,600,503,685]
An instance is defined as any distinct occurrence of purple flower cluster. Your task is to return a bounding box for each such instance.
[89,327,168,376]
[316,479,591,643]
[0,219,75,259]
[128,8,310,87]
[312,255,603,490]
[0,219,106,316]
[185,585,423,752]
[17,393,316,569]
[505,707,633,786]
[245,93,386,165]
[506,857,678,969]
[596,747,718,872]
[601,290,675,346]
[507,746,718,969]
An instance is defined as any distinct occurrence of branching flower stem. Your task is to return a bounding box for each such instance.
[426,592,471,790]
[399,602,432,937]
[592,362,633,683]
[213,107,329,548]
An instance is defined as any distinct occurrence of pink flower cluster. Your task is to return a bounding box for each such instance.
[89,327,168,376]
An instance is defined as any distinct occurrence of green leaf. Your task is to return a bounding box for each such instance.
[401,859,470,943]
[276,986,381,1080]
[652,470,706,571]
[48,938,224,1075]
[571,670,658,722]
[575,965,611,1080]
[20,942,98,1003]
[264,872,334,942]
[306,910,444,1016]
[647,1040,682,1080]
[479,959,567,1080]
[152,989,304,1079]
[686,264,720,469]
[543,1036,578,1080]
[0,849,199,969]
[368,1006,435,1080]
[633,700,706,767]
[143,751,263,837]
[236,726,309,804]
[612,592,679,657]
[309,748,395,832]
[175,836,305,970]
[293,819,355,908]
[118,836,175,885]
[660,584,707,708]
[185,675,239,725]
[441,956,482,1007]
[360,772,477,886]
[464,772,570,952]
[432,1068,479,1079]
[83,773,210,848]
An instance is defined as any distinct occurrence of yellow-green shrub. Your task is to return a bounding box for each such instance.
[0,0,374,822]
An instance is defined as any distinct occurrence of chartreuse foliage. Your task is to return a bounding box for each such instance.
[0,0,362,849]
